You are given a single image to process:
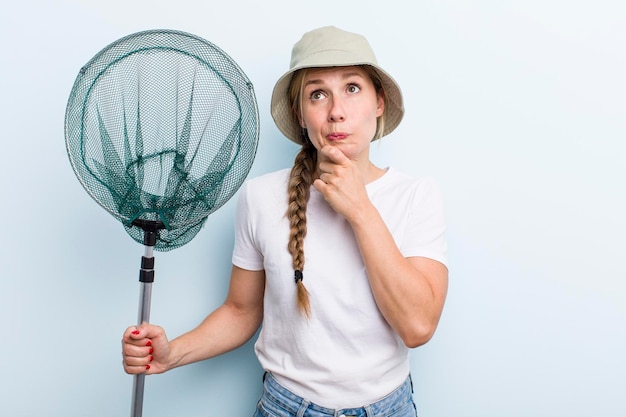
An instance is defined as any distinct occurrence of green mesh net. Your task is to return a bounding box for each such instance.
[65,29,259,251]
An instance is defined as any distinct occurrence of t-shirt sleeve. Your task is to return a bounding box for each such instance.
[231,181,265,271]
[402,178,448,267]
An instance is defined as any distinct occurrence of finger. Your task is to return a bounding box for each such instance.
[122,338,153,357]
[123,352,153,367]
[137,323,167,340]
[316,161,332,177]
[123,357,154,375]
[317,160,345,181]
[122,343,155,374]
[122,327,148,348]
[125,323,165,343]
[123,325,150,340]
[318,172,332,184]
[312,178,327,194]
[123,325,139,339]
[320,145,349,165]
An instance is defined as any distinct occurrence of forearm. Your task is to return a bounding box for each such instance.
[167,301,262,369]
[349,204,448,347]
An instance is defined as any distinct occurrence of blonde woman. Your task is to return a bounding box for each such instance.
[122,26,448,417]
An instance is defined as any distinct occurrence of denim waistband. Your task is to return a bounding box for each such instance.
[260,372,414,417]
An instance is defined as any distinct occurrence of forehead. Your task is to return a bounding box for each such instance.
[303,66,370,83]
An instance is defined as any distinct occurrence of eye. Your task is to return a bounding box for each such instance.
[309,90,326,101]
[346,84,361,94]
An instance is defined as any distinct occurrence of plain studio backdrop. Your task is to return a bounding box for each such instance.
[0,1,624,416]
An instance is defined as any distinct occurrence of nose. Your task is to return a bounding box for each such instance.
[328,97,346,123]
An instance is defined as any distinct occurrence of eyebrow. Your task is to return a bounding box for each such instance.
[303,70,365,88]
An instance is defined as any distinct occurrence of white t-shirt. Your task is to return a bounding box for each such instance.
[232,167,447,408]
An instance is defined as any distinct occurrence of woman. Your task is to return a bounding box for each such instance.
[122,26,448,417]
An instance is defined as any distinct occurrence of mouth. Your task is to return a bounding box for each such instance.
[327,132,348,141]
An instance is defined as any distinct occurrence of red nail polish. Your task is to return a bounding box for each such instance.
[146,364,151,370]
[146,340,152,347]
[149,348,154,354]
[131,330,140,335]
[149,356,154,362]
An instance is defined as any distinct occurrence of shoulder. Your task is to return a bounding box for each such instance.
[244,168,290,188]
[375,167,444,198]
[238,168,291,208]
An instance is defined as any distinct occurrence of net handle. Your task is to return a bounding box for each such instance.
[131,223,162,417]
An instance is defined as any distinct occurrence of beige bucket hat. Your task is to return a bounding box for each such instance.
[270,26,404,145]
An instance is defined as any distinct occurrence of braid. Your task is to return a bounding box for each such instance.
[287,137,316,318]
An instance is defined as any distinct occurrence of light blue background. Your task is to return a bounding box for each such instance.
[1,1,624,416]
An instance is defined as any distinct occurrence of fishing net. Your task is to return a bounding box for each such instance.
[64,29,259,417]
[65,29,259,251]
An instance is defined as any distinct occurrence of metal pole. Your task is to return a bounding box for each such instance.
[131,235,156,417]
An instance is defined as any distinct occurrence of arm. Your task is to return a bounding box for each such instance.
[122,265,265,374]
[314,146,448,347]
[349,208,448,348]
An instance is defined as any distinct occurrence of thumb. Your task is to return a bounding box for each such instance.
[129,323,164,340]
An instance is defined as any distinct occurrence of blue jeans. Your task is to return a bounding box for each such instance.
[253,373,418,417]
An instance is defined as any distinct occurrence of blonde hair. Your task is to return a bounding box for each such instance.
[286,66,386,317]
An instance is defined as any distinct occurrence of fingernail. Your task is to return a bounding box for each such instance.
[149,356,154,362]
[146,364,151,370]
[149,348,154,354]
[146,340,152,347]
[131,330,140,335]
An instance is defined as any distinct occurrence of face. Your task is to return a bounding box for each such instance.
[297,66,384,161]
